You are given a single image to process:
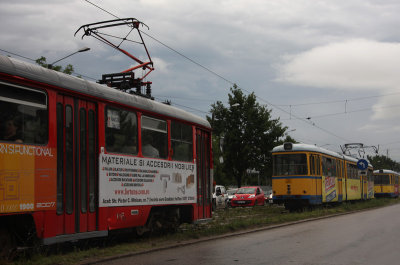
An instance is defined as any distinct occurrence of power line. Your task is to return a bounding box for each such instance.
[0,48,36,62]
[378,141,400,147]
[153,96,210,115]
[0,46,210,115]
[277,91,400,107]
[83,1,237,86]
[154,94,218,102]
[282,103,400,121]
[0,48,97,81]
[84,0,119,19]
[83,0,351,142]
[139,31,236,86]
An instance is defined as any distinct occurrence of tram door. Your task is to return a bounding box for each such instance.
[362,175,368,200]
[196,129,212,220]
[337,162,343,202]
[56,95,98,235]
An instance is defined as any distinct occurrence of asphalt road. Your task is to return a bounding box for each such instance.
[96,204,400,265]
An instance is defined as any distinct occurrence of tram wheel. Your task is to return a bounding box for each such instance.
[136,226,150,236]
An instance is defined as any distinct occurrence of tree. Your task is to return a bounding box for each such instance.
[208,85,290,188]
[35,56,74,75]
[367,154,400,172]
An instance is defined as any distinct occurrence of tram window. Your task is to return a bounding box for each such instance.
[171,121,193,162]
[341,161,345,179]
[348,166,352,179]
[65,105,74,215]
[88,110,96,213]
[374,174,390,185]
[105,107,138,155]
[141,116,168,159]
[316,155,321,175]
[309,155,315,175]
[347,164,350,178]
[347,164,356,179]
[332,159,337,176]
[347,164,358,179]
[80,108,87,213]
[374,175,381,184]
[0,82,48,144]
[56,103,64,215]
[337,161,341,178]
[322,157,333,176]
[274,154,307,175]
[353,165,358,179]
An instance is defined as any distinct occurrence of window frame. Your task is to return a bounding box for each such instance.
[273,153,308,176]
[171,120,193,162]
[104,105,138,155]
[141,115,168,159]
[0,81,48,145]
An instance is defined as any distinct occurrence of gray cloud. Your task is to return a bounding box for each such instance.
[2,0,400,159]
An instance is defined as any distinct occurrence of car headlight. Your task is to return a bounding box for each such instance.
[233,195,237,199]
[249,195,255,198]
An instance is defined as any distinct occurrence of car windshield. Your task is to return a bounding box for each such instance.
[236,188,255,194]
[227,190,237,195]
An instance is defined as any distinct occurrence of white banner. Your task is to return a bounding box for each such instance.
[99,153,196,207]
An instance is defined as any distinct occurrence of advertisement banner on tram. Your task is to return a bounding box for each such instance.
[0,143,56,213]
[99,153,197,206]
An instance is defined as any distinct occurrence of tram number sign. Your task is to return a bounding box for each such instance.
[357,159,368,170]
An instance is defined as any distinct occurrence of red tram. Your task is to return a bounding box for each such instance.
[0,54,213,252]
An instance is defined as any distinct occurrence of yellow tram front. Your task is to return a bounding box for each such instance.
[272,143,341,210]
[373,169,400,198]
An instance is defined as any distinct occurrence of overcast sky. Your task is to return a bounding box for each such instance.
[1,0,400,161]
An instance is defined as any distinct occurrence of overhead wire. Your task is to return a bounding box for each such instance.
[0,48,36,62]
[154,94,218,102]
[277,91,400,107]
[282,103,400,120]
[83,0,353,142]
[153,97,211,115]
[1,8,396,154]
[0,48,97,81]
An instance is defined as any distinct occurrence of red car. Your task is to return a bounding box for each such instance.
[231,186,265,207]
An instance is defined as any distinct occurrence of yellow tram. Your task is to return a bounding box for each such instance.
[272,143,373,210]
[373,169,400,198]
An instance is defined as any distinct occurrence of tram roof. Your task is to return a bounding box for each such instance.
[373,169,400,175]
[0,54,211,129]
[272,143,363,164]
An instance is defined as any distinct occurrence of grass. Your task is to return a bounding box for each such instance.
[6,198,399,265]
